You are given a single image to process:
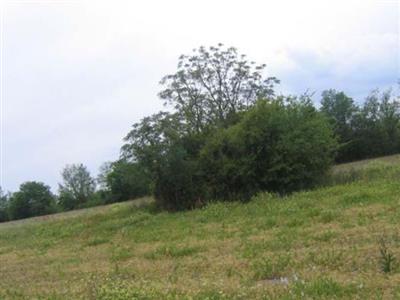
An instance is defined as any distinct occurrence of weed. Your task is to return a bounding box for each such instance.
[378,236,396,273]
[253,254,291,280]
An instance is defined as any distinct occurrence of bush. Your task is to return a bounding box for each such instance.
[200,98,338,200]
[153,141,204,210]
[105,161,151,203]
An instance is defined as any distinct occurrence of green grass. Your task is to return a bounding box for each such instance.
[1,155,400,299]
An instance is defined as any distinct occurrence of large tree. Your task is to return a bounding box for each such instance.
[121,46,339,210]
[58,164,96,210]
[159,44,279,132]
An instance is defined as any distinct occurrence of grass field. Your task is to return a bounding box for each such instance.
[1,155,400,299]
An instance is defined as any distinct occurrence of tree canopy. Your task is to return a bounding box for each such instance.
[159,44,279,132]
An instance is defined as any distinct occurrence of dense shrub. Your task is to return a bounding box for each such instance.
[122,112,208,210]
[152,139,205,210]
[200,98,338,200]
[105,160,151,203]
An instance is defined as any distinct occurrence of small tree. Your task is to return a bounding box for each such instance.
[8,182,55,220]
[122,112,206,210]
[320,89,358,162]
[58,164,96,210]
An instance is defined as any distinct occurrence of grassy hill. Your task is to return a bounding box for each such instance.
[1,155,400,299]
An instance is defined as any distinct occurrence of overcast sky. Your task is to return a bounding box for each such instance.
[1,0,399,192]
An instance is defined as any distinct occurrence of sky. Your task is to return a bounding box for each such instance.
[1,0,399,192]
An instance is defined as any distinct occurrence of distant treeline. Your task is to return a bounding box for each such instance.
[321,89,400,162]
[1,45,399,221]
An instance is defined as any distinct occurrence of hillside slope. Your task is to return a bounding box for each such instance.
[0,156,400,299]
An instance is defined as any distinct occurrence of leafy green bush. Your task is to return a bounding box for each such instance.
[105,160,151,203]
[200,98,338,200]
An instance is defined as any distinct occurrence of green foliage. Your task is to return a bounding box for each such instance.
[152,139,205,210]
[120,46,340,210]
[79,191,106,209]
[119,45,398,211]
[159,44,279,132]
[122,112,186,166]
[104,160,151,203]
[201,98,337,199]
[321,88,400,162]
[122,97,337,209]
[8,181,56,220]
[122,111,207,210]
[320,89,358,162]
[352,89,400,158]
[58,163,96,210]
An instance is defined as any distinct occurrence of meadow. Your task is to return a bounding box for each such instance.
[0,155,400,299]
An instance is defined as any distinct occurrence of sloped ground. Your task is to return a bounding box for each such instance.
[0,157,399,299]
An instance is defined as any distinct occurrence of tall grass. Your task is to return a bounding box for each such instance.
[322,160,400,187]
